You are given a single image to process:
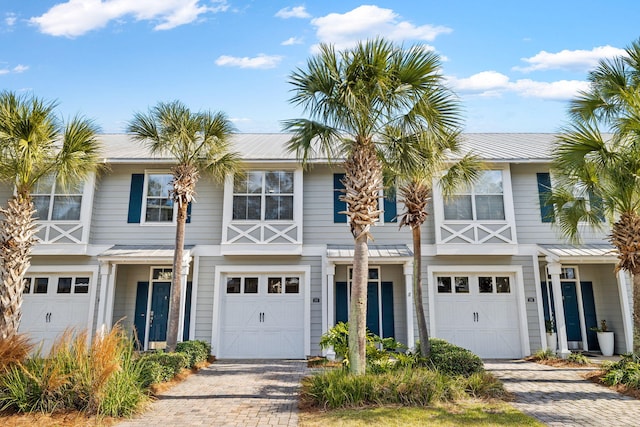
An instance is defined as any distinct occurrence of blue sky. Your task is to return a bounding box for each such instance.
[1,1,639,134]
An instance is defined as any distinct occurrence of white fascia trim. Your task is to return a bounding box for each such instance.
[426,264,529,357]
[435,243,519,255]
[32,244,89,255]
[220,243,302,256]
[211,264,312,358]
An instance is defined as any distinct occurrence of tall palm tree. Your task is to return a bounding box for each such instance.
[392,131,479,358]
[0,91,102,339]
[284,38,461,374]
[549,38,640,355]
[127,100,239,352]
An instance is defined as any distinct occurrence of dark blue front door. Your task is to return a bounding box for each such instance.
[149,282,170,342]
[561,282,581,341]
[133,282,149,350]
[335,281,395,338]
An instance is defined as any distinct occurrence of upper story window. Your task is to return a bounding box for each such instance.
[32,174,83,221]
[144,174,174,223]
[443,170,504,221]
[333,173,397,224]
[232,171,294,221]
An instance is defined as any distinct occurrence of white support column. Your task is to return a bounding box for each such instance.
[96,261,111,335]
[177,254,192,343]
[617,270,634,353]
[404,262,415,350]
[104,263,117,330]
[325,262,336,360]
[547,260,570,358]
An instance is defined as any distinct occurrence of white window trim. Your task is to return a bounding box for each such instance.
[221,168,303,252]
[426,264,529,357]
[211,264,311,357]
[433,165,518,245]
[141,170,176,226]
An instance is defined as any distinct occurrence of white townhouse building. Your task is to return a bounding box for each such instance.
[11,133,633,359]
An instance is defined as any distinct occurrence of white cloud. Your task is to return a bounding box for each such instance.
[5,13,17,27]
[12,64,29,73]
[281,36,303,46]
[514,45,627,73]
[449,71,588,100]
[215,54,283,69]
[275,6,310,19]
[0,69,9,75]
[29,0,228,37]
[310,5,451,51]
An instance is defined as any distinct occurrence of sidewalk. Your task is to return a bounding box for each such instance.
[485,359,640,427]
[115,359,308,427]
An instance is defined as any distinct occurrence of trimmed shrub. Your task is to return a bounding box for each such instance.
[176,340,211,368]
[137,351,189,384]
[566,352,590,365]
[426,338,484,377]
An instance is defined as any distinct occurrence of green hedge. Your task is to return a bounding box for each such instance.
[176,340,211,368]
[426,338,484,377]
[137,351,189,386]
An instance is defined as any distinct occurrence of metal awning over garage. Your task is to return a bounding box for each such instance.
[97,245,194,263]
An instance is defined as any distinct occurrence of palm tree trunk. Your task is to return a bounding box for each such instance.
[0,195,37,339]
[166,199,187,353]
[412,226,431,357]
[349,235,369,375]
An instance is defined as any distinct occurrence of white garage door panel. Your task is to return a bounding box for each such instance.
[219,274,305,359]
[435,273,521,359]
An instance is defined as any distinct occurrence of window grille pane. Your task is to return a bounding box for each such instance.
[475,171,503,194]
[33,196,51,220]
[247,172,263,193]
[437,277,452,293]
[268,277,282,293]
[475,195,505,220]
[75,277,90,294]
[244,277,258,294]
[57,277,72,294]
[496,277,511,293]
[454,277,469,293]
[479,276,493,293]
[285,277,299,293]
[444,195,472,220]
[35,278,48,294]
[52,196,82,220]
[265,196,293,220]
[226,277,241,293]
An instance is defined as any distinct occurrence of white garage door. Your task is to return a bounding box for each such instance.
[219,274,304,359]
[434,273,521,358]
[19,274,92,354]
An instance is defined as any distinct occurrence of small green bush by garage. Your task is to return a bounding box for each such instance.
[426,338,484,377]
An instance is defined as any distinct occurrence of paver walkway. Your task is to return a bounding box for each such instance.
[485,359,640,427]
[116,359,308,427]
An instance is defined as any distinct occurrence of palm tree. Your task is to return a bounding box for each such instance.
[127,100,239,352]
[549,38,640,355]
[392,131,480,358]
[0,91,102,339]
[284,38,461,374]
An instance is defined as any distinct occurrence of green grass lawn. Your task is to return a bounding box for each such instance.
[299,402,544,427]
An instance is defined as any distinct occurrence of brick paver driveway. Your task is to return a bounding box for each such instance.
[485,359,640,427]
[116,359,308,427]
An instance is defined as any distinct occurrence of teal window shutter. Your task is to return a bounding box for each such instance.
[383,190,397,223]
[186,201,192,224]
[334,173,347,223]
[536,173,554,223]
[127,174,144,223]
[335,282,348,323]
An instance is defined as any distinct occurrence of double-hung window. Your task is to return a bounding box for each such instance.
[232,171,294,221]
[32,174,83,221]
[443,170,504,221]
[144,174,174,223]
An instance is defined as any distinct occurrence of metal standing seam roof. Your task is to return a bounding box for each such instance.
[97,133,583,164]
[327,244,413,258]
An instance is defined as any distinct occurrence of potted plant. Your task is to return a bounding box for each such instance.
[545,319,557,352]
[591,320,615,356]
